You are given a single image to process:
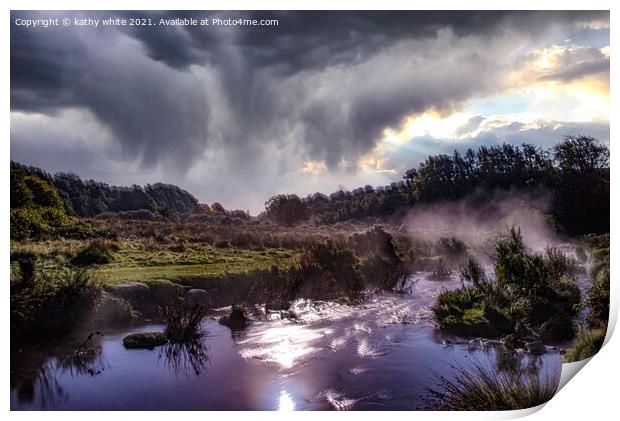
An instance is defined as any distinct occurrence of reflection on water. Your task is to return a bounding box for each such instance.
[159,339,210,378]
[277,389,295,411]
[11,332,107,409]
[11,273,563,410]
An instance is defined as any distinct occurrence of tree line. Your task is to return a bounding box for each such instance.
[264,136,609,235]
[11,162,201,217]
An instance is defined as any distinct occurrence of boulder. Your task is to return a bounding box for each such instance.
[525,340,547,355]
[123,332,168,349]
[186,289,210,307]
[114,282,150,301]
[148,279,185,304]
[90,292,138,326]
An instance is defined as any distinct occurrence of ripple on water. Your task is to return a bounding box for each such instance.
[356,338,388,358]
[316,389,360,411]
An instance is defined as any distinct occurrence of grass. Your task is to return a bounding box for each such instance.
[564,328,606,362]
[161,300,209,343]
[426,360,559,410]
[12,239,297,285]
[70,240,118,266]
[11,265,101,341]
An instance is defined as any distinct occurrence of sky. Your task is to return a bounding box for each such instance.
[10,11,610,213]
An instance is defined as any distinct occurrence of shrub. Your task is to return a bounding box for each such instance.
[433,228,581,342]
[584,235,610,328]
[296,240,363,300]
[11,266,101,341]
[70,240,117,266]
[587,268,610,328]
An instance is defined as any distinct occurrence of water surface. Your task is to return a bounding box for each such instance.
[11,273,563,410]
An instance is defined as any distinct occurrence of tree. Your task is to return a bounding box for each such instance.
[265,194,310,226]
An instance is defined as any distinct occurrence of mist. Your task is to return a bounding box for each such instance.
[402,190,564,260]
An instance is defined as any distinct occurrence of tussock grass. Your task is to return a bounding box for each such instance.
[426,360,558,410]
[161,300,208,343]
[11,265,101,340]
[564,328,606,362]
[70,239,118,266]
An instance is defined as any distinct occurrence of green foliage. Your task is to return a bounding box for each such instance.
[70,240,118,266]
[563,328,606,362]
[244,226,409,308]
[295,240,363,300]
[12,162,201,219]
[434,228,581,342]
[426,360,558,410]
[11,264,101,341]
[265,194,311,226]
[10,164,74,240]
[123,332,168,349]
[581,234,610,329]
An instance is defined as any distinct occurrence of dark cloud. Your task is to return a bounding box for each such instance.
[539,47,609,83]
[10,10,610,207]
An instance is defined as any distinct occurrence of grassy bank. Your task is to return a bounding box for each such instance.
[11,221,415,340]
[11,239,298,285]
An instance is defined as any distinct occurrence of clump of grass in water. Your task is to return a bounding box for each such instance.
[425,360,558,410]
[219,305,248,331]
[160,300,208,343]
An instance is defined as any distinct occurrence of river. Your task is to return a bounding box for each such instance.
[11,272,564,410]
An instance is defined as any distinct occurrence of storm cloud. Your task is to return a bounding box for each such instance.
[10,10,610,210]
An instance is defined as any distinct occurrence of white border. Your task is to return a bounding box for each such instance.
[4,1,617,420]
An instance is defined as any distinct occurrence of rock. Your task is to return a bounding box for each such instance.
[525,340,547,355]
[186,289,210,307]
[123,332,168,349]
[148,279,185,305]
[115,282,150,301]
[91,292,138,326]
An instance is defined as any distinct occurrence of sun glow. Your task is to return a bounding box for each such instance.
[277,389,296,411]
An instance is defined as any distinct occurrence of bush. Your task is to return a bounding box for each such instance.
[433,287,500,337]
[433,228,581,342]
[10,167,74,240]
[11,266,101,341]
[70,240,118,266]
[296,240,363,300]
